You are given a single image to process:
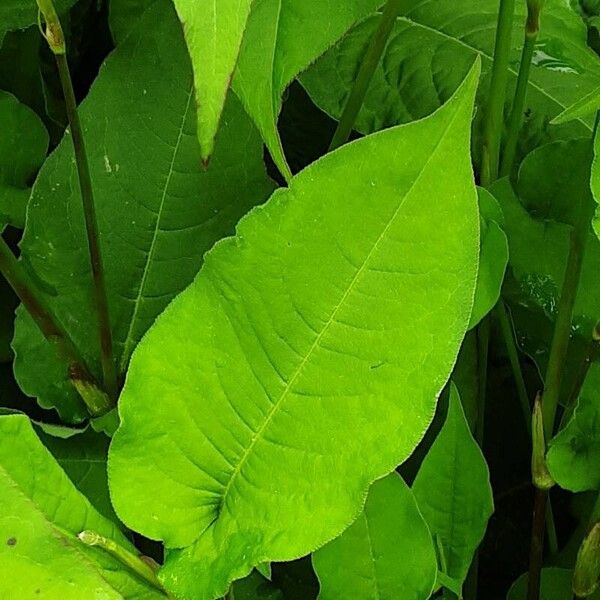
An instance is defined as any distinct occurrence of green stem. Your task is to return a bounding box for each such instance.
[78,531,169,595]
[481,0,517,186]
[54,48,117,399]
[329,0,402,151]
[0,236,110,415]
[500,34,536,176]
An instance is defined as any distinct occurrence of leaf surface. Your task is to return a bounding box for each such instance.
[312,472,437,600]
[412,386,494,587]
[507,567,600,600]
[109,62,481,600]
[552,87,600,124]
[232,0,381,178]
[547,364,600,491]
[0,414,163,598]
[300,0,600,155]
[12,0,274,422]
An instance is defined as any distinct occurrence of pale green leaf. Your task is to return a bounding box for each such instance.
[312,472,437,600]
[552,86,600,124]
[300,0,600,155]
[469,188,508,329]
[109,62,481,600]
[0,414,163,599]
[0,91,48,229]
[172,0,255,162]
[12,0,274,422]
[412,385,494,587]
[547,364,600,491]
[507,567,600,600]
[232,0,381,179]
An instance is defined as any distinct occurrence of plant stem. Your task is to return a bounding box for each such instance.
[527,136,595,600]
[481,0,517,186]
[53,42,117,399]
[0,236,110,415]
[329,0,402,151]
[495,302,531,432]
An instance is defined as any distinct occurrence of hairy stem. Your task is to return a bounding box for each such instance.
[329,0,402,151]
[53,45,117,399]
[481,0,516,186]
[0,236,110,415]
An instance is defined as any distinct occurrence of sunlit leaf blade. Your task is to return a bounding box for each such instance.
[547,364,600,492]
[109,61,481,600]
[0,0,77,45]
[469,188,508,329]
[507,567,600,600]
[300,0,600,155]
[552,86,600,124]
[0,91,48,230]
[232,0,381,179]
[0,414,163,598]
[412,385,494,587]
[12,0,274,422]
[172,0,254,162]
[312,472,437,600]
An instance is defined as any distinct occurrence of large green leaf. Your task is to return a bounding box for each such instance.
[232,0,381,179]
[0,91,48,229]
[108,62,481,600]
[412,386,494,588]
[0,413,164,598]
[507,567,600,600]
[312,472,437,600]
[547,364,600,491]
[12,0,274,422]
[0,0,77,45]
[300,0,600,156]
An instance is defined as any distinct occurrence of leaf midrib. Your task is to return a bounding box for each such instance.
[119,86,195,372]
[215,99,466,518]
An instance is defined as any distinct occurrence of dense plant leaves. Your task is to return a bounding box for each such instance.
[507,567,600,599]
[469,188,508,329]
[0,413,163,598]
[517,139,591,226]
[231,0,381,179]
[547,364,600,491]
[490,177,600,366]
[12,0,274,422]
[591,122,600,238]
[109,63,481,600]
[300,0,600,156]
[312,472,437,600]
[0,91,48,229]
[37,426,116,521]
[552,87,600,124]
[412,386,494,588]
[231,570,283,600]
[171,0,254,163]
[0,0,77,45]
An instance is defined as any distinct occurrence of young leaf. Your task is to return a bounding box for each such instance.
[0,413,164,598]
[231,0,381,179]
[300,0,600,149]
[108,61,482,600]
[507,567,600,600]
[0,91,48,230]
[12,0,274,422]
[469,188,508,329]
[547,364,600,492]
[312,472,437,600]
[412,385,494,588]
[552,86,600,124]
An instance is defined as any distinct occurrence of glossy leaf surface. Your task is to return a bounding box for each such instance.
[109,63,481,600]
[313,472,437,600]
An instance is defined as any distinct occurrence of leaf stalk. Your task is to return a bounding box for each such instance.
[329,0,402,151]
